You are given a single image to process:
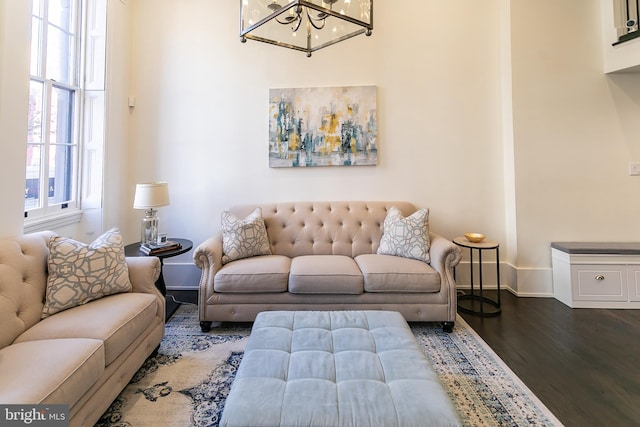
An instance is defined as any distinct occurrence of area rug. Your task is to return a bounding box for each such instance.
[96,305,563,427]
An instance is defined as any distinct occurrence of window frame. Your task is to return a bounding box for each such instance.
[25,0,106,232]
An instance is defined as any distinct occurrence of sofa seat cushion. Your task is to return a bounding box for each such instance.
[355,254,441,293]
[14,292,158,365]
[0,338,104,405]
[215,255,291,293]
[289,255,363,294]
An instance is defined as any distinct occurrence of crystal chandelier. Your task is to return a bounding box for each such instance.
[240,0,373,57]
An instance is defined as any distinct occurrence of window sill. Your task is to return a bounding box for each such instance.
[24,210,83,234]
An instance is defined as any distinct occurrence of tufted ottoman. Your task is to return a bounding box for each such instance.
[220,311,461,427]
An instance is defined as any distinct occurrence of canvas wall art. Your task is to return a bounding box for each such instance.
[269,86,377,168]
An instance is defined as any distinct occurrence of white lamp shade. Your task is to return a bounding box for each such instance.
[133,182,170,209]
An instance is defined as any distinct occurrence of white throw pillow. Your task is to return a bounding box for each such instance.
[222,208,272,264]
[377,206,431,263]
[42,228,132,318]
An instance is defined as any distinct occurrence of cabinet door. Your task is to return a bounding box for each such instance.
[571,265,628,301]
[626,266,640,301]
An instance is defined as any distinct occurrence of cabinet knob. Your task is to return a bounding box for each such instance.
[595,274,605,281]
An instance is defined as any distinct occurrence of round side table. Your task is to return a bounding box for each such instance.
[453,236,501,317]
[124,238,193,296]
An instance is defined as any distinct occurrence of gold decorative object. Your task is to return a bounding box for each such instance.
[464,232,486,243]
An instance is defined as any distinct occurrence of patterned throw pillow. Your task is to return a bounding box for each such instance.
[42,228,132,318]
[377,206,431,263]
[222,208,272,264]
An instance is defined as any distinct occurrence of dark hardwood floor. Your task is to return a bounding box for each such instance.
[166,289,640,426]
[459,291,640,427]
[165,290,198,320]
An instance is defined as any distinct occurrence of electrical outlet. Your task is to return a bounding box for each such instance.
[629,162,640,176]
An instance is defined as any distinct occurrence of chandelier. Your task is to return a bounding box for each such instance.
[240,0,373,57]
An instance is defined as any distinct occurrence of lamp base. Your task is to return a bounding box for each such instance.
[141,209,159,245]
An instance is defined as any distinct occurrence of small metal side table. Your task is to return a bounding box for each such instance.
[453,236,501,317]
[124,238,193,296]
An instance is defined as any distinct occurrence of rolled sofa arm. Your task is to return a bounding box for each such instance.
[193,232,224,310]
[428,232,462,276]
[428,232,462,322]
[126,256,164,319]
[126,256,161,295]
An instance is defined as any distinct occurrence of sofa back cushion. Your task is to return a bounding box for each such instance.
[0,231,54,350]
[226,201,418,258]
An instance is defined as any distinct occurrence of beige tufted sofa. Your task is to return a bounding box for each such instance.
[0,231,165,427]
[194,201,461,332]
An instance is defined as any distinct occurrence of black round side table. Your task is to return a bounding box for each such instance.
[124,238,193,295]
[453,236,501,317]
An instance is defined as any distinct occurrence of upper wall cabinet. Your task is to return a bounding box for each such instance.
[602,0,640,73]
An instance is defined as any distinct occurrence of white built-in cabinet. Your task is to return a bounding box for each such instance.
[551,242,640,308]
[601,0,640,72]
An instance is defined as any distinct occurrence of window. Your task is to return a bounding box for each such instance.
[26,0,106,229]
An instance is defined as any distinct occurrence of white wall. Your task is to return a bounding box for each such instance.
[510,0,640,295]
[125,0,507,289]
[1,0,639,295]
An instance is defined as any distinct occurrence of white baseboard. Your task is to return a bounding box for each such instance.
[455,261,553,297]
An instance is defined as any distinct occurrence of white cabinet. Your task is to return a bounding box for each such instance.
[601,0,640,73]
[551,242,640,308]
[627,266,640,301]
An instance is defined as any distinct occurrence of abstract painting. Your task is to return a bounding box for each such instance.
[269,86,377,167]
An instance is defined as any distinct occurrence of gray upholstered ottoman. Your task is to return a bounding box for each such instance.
[221,311,461,427]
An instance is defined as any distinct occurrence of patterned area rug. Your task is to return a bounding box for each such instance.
[97,305,563,427]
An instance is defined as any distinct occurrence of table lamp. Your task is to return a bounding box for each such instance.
[133,182,170,245]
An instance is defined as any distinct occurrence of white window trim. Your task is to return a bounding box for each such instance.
[24,209,83,234]
[24,0,107,232]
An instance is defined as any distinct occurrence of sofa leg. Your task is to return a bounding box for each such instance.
[442,321,454,333]
[200,321,212,333]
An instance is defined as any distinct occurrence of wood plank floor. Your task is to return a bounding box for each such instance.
[458,290,640,427]
[166,289,640,426]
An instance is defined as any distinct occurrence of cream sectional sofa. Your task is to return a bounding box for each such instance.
[194,201,461,332]
[0,231,165,427]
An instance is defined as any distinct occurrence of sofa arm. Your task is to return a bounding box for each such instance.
[193,232,223,272]
[429,232,462,275]
[429,233,462,324]
[193,233,224,311]
[126,256,162,296]
[429,232,462,323]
